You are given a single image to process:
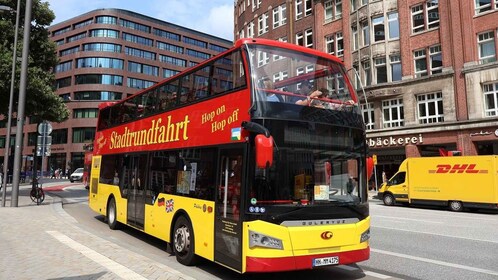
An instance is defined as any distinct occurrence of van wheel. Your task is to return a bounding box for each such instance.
[173,215,199,266]
[107,197,121,230]
[449,201,463,212]
[383,194,395,206]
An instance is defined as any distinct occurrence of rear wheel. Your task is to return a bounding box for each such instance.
[107,197,121,229]
[449,201,463,212]
[383,193,395,206]
[173,215,198,266]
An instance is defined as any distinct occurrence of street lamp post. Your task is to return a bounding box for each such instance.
[0,0,21,207]
[11,0,33,207]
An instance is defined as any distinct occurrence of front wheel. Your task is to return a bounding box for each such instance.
[449,201,463,212]
[173,215,198,266]
[107,197,121,230]
[383,193,395,206]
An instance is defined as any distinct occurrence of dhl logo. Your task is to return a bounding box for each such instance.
[429,164,488,174]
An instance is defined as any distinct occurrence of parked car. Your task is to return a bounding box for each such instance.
[69,168,84,183]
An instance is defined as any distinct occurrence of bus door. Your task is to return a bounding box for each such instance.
[214,148,243,272]
[126,153,148,229]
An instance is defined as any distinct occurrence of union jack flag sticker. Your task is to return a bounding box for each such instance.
[165,199,174,213]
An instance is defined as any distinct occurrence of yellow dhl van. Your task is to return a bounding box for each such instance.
[377,156,498,211]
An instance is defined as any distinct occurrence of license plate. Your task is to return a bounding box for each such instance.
[313,256,339,267]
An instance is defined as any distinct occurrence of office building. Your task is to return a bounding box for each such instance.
[235,0,498,177]
[0,8,232,174]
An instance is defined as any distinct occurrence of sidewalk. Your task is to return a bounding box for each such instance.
[0,182,193,280]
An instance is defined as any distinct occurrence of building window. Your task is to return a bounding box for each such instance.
[382,98,404,128]
[186,49,210,60]
[125,47,156,60]
[361,21,370,47]
[352,26,358,50]
[247,21,255,38]
[76,57,124,69]
[372,16,385,42]
[75,74,123,86]
[483,82,498,116]
[325,32,343,57]
[411,1,439,34]
[305,29,313,48]
[304,0,313,16]
[163,68,180,78]
[83,43,121,53]
[324,0,342,21]
[258,12,269,35]
[95,16,117,24]
[475,0,498,14]
[414,49,427,77]
[257,50,270,67]
[74,91,122,101]
[362,61,371,86]
[478,31,496,64]
[273,71,289,83]
[296,31,304,46]
[296,0,303,20]
[388,12,399,39]
[72,128,95,144]
[119,19,151,33]
[183,37,208,49]
[390,55,402,82]
[66,32,86,43]
[51,129,68,145]
[417,92,444,124]
[73,109,99,119]
[430,45,443,74]
[154,28,181,41]
[55,77,72,89]
[361,103,375,130]
[375,57,387,84]
[350,0,358,12]
[273,4,287,28]
[122,33,153,46]
[74,19,93,29]
[159,55,186,67]
[60,46,79,56]
[128,61,159,76]
[55,61,72,73]
[427,0,439,29]
[89,29,119,38]
[127,77,155,89]
[157,41,184,54]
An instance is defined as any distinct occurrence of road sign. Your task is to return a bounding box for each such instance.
[38,122,52,135]
[372,154,377,165]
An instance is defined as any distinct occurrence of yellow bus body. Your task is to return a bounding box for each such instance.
[378,155,498,211]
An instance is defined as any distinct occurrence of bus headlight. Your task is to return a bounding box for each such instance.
[249,230,283,250]
[360,228,370,243]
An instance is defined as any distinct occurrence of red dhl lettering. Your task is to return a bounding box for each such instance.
[430,164,488,174]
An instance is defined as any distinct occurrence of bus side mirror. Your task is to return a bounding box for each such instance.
[366,157,374,180]
[255,134,274,168]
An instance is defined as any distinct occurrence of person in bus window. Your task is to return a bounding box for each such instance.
[294,81,323,106]
[262,78,280,102]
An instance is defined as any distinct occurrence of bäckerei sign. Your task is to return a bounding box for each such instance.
[367,134,423,148]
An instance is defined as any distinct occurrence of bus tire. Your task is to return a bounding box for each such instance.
[173,215,198,266]
[449,201,463,212]
[383,193,395,206]
[107,197,121,230]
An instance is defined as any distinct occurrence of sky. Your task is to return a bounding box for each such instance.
[46,0,235,41]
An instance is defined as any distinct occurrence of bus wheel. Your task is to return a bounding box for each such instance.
[107,197,121,230]
[383,194,395,206]
[173,215,198,266]
[449,201,463,212]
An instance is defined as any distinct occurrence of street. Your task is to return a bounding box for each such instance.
[1,182,497,279]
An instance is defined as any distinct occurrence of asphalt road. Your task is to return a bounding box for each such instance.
[55,184,498,280]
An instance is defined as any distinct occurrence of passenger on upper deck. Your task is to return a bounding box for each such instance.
[293,80,324,106]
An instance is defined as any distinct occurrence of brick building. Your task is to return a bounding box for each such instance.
[235,0,498,178]
[0,8,232,174]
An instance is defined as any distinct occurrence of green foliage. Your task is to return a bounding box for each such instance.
[0,0,69,123]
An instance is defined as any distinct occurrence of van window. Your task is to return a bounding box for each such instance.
[388,172,406,185]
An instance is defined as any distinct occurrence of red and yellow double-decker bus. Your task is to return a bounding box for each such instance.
[89,38,372,273]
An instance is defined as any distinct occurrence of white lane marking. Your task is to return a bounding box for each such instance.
[338,265,392,279]
[373,215,443,224]
[373,225,498,244]
[364,270,392,279]
[46,230,148,280]
[371,248,498,277]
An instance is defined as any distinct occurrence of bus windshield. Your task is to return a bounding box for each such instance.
[246,44,358,111]
[248,120,367,209]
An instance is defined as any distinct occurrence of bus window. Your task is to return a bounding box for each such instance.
[212,50,246,95]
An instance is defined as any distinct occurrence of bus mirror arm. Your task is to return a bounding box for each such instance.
[241,121,270,138]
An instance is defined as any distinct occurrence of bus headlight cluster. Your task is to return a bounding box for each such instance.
[249,230,283,250]
[360,228,370,243]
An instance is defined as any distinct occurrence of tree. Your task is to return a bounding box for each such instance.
[0,0,69,123]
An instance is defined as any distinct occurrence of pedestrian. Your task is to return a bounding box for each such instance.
[66,167,70,179]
